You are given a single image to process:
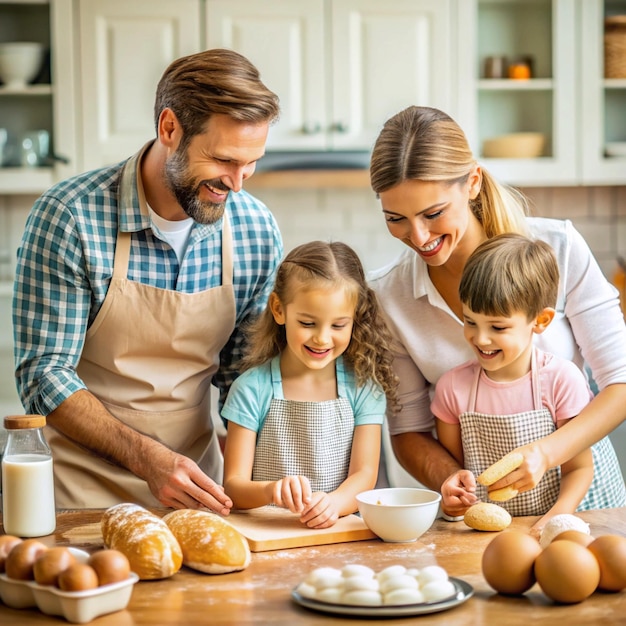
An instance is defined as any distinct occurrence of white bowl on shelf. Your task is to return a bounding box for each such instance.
[0,42,45,88]
[605,142,626,158]
[482,132,546,159]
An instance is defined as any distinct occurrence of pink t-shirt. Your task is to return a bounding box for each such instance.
[432,349,593,425]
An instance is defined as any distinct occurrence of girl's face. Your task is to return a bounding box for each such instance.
[270,285,356,374]
[378,168,483,267]
[462,305,538,381]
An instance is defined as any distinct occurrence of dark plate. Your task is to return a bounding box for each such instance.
[291,576,473,618]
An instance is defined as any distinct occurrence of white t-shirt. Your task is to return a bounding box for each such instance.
[369,217,626,436]
[148,204,194,262]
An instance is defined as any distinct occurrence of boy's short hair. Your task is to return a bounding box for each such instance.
[459,233,559,320]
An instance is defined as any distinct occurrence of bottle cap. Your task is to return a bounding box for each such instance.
[4,414,47,429]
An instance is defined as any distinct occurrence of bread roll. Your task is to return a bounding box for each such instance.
[464,502,512,531]
[477,452,524,486]
[487,486,519,502]
[101,503,182,580]
[163,509,251,574]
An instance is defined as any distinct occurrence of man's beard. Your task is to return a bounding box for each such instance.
[164,146,229,225]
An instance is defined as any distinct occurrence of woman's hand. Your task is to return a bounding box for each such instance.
[272,475,312,513]
[440,469,478,517]
[488,441,550,494]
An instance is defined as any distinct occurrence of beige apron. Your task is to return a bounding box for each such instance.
[48,150,236,508]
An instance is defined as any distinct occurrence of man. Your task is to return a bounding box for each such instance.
[12,49,282,512]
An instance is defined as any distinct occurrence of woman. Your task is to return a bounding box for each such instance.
[369,105,626,518]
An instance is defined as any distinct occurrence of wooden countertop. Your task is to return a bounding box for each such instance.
[2,507,625,625]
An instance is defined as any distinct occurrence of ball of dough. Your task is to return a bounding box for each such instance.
[343,576,380,592]
[296,582,317,599]
[376,564,407,581]
[539,514,590,548]
[464,502,512,531]
[417,565,449,586]
[342,563,375,578]
[421,579,457,603]
[316,586,344,603]
[383,587,424,605]
[380,574,419,594]
[341,589,383,606]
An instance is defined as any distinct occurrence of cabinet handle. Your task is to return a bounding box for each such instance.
[330,121,349,133]
[301,121,321,135]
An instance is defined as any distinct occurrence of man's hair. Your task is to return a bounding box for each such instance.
[154,48,280,138]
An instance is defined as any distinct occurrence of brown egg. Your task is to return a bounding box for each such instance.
[534,539,600,603]
[33,546,77,586]
[482,530,542,595]
[57,562,99,591]
[587,534,626,591]
[4,539,48,580]
[551,530,595,547]
[88,549,131,586]
[0,535,23,573]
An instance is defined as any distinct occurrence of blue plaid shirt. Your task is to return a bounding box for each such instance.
[13,149,283,416]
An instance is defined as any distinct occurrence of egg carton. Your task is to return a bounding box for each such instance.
[0,547,139,623]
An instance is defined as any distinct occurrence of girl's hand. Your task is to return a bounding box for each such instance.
[488,442,550,494]
[440,469,478,517]
[272,475,312,513]
[299,492,340,529]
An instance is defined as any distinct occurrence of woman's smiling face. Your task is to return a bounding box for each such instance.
[378,169,482,267]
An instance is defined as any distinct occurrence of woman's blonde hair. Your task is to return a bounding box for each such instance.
[459,233,559,320]
[370,106,529,237]
[240,241,398,408]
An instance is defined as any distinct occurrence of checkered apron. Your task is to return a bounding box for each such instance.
[251,360,355,493]
[459,350,561,516]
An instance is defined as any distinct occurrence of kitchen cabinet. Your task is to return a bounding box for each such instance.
[581,0,626,184]
[0,0,77,194]
[206,0,454,152]
[77,0,202,171]
[457,0,626,187]
[456,0,578,186]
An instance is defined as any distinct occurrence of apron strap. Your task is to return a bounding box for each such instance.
[468,346,542,412]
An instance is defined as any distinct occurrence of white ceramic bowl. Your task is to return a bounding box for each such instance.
[482,132,545,158]
[0,42,45,88]
[356,487,441,543]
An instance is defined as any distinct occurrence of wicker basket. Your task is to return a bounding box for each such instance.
[605,15,626,78]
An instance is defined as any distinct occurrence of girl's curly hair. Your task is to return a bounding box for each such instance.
[239,240,398,411]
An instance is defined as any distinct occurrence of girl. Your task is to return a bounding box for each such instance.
[222,241,398,529]
[432,234,596,535]
[368,105,626,517]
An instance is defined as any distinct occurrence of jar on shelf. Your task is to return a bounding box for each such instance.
[1,414,56,537]
[605,16,626,78]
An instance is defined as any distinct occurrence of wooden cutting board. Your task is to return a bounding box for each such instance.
[62,506,377,553]
[225,506,377,552]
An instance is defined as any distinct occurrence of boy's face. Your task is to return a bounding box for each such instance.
[461,305,537,382]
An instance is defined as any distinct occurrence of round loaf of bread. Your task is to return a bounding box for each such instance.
[163,509,251,574]
[101,503,182,580]
[464,502,512,531]
[477,452,524,487]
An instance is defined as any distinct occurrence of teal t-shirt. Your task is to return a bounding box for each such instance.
[222,355,386,432]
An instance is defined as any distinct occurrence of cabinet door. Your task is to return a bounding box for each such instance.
[206,0,327,150]
[78,0,201,170]
[580,0,626,184]
[331,0,452,150]
[457,0,578,186]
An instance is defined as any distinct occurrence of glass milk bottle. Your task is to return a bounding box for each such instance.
[2,415,56,537]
